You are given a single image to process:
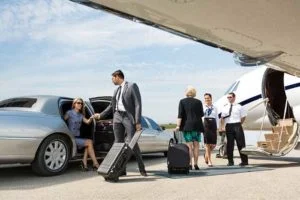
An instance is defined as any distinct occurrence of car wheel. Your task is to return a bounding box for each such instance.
[32,134,70,176]
[164,139,174,157]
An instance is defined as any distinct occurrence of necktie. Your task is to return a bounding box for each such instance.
[116,86,122,111]
[205,107,213,117]
[223,104,232,119]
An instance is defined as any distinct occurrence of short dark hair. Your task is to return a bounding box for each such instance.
[112,70,124,79]
[228,92,236,97]
[204,93,212,98]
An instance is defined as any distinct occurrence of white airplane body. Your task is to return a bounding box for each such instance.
[71,0,300,156]
[215,66,300,130]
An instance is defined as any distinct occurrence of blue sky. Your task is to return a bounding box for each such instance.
[0,0,253,123]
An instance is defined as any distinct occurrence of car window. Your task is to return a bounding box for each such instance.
[90,101,113,119]
[0,98,37,108]
[141,117,149,128]
[145,117,161,131]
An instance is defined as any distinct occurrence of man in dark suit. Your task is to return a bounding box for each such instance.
[94,70,147,176]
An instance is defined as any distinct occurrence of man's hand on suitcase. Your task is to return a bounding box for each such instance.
[136,123,142,131]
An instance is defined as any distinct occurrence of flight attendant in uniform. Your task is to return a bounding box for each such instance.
[220,92,248,166]
[203,93,219,167]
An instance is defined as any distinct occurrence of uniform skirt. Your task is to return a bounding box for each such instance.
[204,118,217,145]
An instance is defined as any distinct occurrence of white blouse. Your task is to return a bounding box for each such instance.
[203,104,219,129]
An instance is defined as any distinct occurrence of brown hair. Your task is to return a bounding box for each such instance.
[112,69,124,79]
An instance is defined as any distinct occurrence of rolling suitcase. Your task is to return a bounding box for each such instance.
[167,131,190,174]
[97,130,143,182]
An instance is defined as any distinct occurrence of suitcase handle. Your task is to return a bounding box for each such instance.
[128,130,143,149]
[173,131,178,144]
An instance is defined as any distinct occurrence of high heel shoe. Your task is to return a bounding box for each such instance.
[92,164,100,171]
[194,165,200,170]
[80,161,89,172]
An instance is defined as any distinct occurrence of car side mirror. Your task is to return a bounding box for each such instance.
[160,126,165,131]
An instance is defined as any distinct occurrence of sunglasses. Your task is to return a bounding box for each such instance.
[227,96,233,99]
[75,102,83,105]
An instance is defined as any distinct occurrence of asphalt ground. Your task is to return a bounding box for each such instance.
[0,150,300,200]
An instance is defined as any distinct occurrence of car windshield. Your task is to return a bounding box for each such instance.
[0,98,37,108]
[145,117,161,131]
[141,117,149,128]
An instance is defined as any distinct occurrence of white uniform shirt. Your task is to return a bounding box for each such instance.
[221,103,247,124]
[203,104,219,129]
[116,81,126,112]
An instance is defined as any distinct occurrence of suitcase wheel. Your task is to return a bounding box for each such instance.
[185,169,189,175]
[104,177,119,182]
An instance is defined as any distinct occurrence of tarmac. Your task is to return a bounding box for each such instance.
[0,149,300,200]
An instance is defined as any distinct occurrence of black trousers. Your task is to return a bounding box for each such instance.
[225,123,248,164]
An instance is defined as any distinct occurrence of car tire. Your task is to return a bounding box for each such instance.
[32,134,70,176]
[164,139,174,157]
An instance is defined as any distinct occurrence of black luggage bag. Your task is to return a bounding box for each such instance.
[97,130,143,182]
[167,131,190,174]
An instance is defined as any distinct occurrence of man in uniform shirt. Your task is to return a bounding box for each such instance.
[220,92,248,166]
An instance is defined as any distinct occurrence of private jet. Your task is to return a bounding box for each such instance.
[215,66,300,156]
[70,0,300,157]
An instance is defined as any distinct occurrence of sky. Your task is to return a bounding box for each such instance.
[0,0,254,123]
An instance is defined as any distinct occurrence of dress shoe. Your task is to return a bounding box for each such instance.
[227,163,234,166]
[120,171,127,176]
[139,170,148,177]
[92,164,100,171]
[239,162,248,167]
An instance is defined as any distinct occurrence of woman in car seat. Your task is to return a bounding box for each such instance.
[64,98,100,171]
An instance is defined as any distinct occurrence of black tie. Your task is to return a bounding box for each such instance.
[223,104,232,119]
[116,86,122,111]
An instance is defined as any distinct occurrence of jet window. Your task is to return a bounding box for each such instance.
[224,81,240,95]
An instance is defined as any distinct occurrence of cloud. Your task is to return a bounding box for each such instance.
[0,0,255,123]
[0,0,191,49]
[0,58,253,123]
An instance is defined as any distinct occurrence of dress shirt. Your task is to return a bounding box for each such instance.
[116,81,126,112]
[221,103,247,124]
[203,104,219,128]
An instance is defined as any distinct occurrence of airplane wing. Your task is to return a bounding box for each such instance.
[71,0,300,75]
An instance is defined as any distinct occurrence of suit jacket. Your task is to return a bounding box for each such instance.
[101,81,142,124]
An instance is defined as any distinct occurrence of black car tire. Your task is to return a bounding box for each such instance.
[32,134,70,176]
[164,139,174,157]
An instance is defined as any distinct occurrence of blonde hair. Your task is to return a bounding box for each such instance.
[72,97,86,116]
[185,85,196,97]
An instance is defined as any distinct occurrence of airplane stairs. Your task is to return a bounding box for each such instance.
[241,118,299,156]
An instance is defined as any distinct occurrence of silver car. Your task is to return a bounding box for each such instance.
[0,95,173,176]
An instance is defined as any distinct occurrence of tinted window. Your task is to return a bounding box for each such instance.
[141,117,149,128]
[0,98,37,108]
[146,117,161,131]
[91,101,113,119]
